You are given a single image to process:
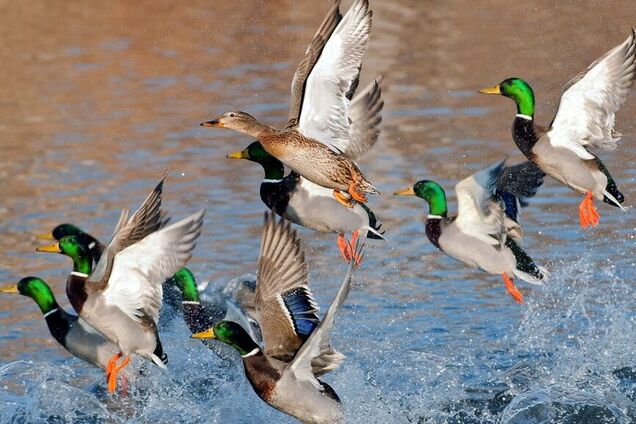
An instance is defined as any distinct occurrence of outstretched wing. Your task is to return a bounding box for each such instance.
[294,0,373,154]
[89,175,166,285]
[343,76,384,160]
[456,161,544,244]
[102,210,204,324]
[286,1,343,129]
[287,241,363,387]
[548,30,636,159]
[256,212,319,360]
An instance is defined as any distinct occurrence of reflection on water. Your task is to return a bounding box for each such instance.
[1,0,635,423]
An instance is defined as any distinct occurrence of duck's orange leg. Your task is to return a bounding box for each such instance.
[333,190,354,208]
[107,355,131,393]
[336,230,362,265]
[105,352,122,382]
[578,191,600,228]
[502,273,524,304]
[348,182,367,203]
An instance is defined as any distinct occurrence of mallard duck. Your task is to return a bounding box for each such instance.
[35,209,204,392]
[38,223,104,265]
[0,277,120,370]
[395,161,548,303]
[202,0,381,209]
[479,30,636,228]
[191,212,362,423]
[226,140,384,262]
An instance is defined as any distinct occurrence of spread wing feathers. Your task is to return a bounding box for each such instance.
[102,209,205,324]
[548,29,636,159]
[256,212,316,359]
[90,175,166,285]
[288,241,363,387]
[344,75,384,161]
[286,1,343,129]
[297,0,372,152]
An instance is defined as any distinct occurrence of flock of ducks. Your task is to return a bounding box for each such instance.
[1,0,635,422]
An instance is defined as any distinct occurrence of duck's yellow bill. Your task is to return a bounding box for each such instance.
[191,328,216,339]
[0,285,19,294]
[36,242,61,253]
[394,187,415,196]
[37,232,55,240]
[479,85,501,94]
[226,150,249,160]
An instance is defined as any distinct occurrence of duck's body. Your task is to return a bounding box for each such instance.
[203,0,380,209]
[229,141,383,239]
[396,161,547,303]
[0,277,119,370]
[480,30,635,227]
[192,212,361,423]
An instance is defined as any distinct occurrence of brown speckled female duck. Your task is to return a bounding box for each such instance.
[202,0,380,208]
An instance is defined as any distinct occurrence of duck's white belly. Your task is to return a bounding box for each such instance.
[285,178,370,235]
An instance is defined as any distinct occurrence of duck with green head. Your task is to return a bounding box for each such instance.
[0,277,120,370]
[38,223,104,266]
[192,212,362,423]
[203,0,382,214]
[479,30,636,228]
[227,140,384,263]
[395,161,548,303]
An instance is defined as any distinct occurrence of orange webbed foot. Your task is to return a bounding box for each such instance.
[105,352,122,381]
[336,230,363,265]
[107,355,131,394]
[333,190,354,208]
[578,191,600,228]
[348,182,367,203]
[502,273,524,304]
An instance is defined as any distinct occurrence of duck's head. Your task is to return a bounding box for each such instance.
[0,277,58,314]
[226,142,285,180]
[201,111,261,133]
[191,320,259,356]
[479,78,535,117]
[36,235,92,275]
[38,223,84,241]
[394,180,448,216]
[165,267,200,303]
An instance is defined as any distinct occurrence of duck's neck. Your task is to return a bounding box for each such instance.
[45,308,74,345]
[66,273,88,314]
[238,121,277,140]
[513,91,535,119]
[69,251,92,275]
[425,190,448,218]
[512,117,539,159]
[258,157,285,181]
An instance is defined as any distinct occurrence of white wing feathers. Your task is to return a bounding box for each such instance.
[345,76,384,160]
[102,209,205,324]
[548,29,636,159]
[454,163,506,245]
[287,241,363,389]
[298,0,372,154]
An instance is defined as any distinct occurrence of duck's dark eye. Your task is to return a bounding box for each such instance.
[229,113,235,118]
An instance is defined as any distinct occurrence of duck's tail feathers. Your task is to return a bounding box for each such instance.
[359,179,381,196]
[603,187,626,210]
[150,353,168,369]
[506,238,548,284]
[359,203,385,240]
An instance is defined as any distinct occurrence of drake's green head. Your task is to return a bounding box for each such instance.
[191,320,259,356]
[0,277,58,315]
[36,235,92,275]
[394,180,448,216]
[479,77,535,117]
[166,267,199,303]
[226,142,284,180]
[38,223,84,241]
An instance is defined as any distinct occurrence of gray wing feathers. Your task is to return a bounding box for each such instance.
[346,75,384,160]
[288,241,363,385]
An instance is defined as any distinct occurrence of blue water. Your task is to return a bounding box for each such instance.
[1,1,636,423]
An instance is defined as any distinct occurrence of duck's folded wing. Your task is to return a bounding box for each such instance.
[548,29,636,159]
[454,162,506,245]
[102,209,204,324]
[287,241,362,387]
[294,0,372,154]
[89,175,167,285]
[256,212,319,360]
[286,1,342,129]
